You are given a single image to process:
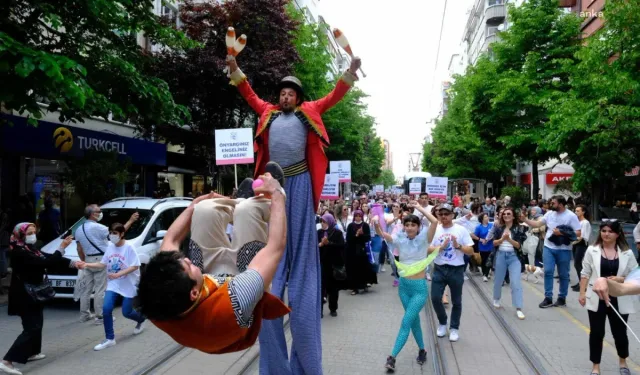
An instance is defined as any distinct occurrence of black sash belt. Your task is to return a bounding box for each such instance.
[282,160,308,177]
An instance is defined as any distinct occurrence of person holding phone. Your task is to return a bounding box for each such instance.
[76,223,145,351]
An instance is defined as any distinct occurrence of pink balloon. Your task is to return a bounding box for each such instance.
[252,179,264,190]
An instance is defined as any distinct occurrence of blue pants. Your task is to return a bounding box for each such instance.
[103,290,144,340]
[543,246,572,299]
[258,172,322,375]
[431,265,465,330]
[493,251,523,309]
[392,278,427,357]
[371,235,382,273]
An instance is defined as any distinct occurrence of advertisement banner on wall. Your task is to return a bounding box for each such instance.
[215,128,254,166]
[329,160,352,182]
[409,182,422,194]
[426,177,448,199]
[320,173,340,200]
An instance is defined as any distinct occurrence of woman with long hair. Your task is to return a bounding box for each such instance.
[571,204,591,292]
[1,223,76,375]
[345,210,375,295]
[491,207,528,320]
[579,220,637,375]
[335,204,351,239]
[374,203,438,372]
[318,213,345,318]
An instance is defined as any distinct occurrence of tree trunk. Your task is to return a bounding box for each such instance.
[591,184,601,221]
[531,158,539,200]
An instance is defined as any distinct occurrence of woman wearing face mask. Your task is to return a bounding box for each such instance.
[1,223,75,375]
[77,223,145,352]
[579,220,637,375]
[373,203,439,372]
[345,210,375,295]
[318,213,345,318]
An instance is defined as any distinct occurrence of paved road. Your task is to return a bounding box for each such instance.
[2,270,639,375]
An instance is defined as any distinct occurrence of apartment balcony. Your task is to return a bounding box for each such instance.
[485,2,506,26]
[558,0,577,7]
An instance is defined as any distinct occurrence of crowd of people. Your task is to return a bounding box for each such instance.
[314,191,640,374]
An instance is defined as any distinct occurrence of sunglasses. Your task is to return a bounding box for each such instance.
[602,218,618,223]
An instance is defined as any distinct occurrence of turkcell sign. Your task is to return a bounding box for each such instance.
[77,136,127,155]
[1,114,166,166]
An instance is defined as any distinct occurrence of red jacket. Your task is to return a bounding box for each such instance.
[232,69,357,208]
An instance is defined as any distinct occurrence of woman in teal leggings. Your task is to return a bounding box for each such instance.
[374,203,440,373]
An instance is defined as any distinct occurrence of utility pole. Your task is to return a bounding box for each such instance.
[408,152,422,172]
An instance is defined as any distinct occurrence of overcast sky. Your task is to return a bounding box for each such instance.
[318,0,475,181]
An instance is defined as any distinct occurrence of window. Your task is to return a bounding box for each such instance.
[146,208,176,243]
[487,0,504,5]
[486,26,499,37]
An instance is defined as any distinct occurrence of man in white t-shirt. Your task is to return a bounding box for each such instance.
[428,203,474,342]
[523,195,581,308]
[414,193,435,229]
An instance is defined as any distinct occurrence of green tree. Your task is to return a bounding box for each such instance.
[1,0,192,126]
[374,169,396,188]
[465,0,582,197]
[287,4,385,184]
[63,151,131,205]
[545,0,640,195]
[422,72,514,181]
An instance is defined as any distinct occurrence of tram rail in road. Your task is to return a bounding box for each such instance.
[134,319,292,375]
[424,297,450,375]
[466,273,549,375]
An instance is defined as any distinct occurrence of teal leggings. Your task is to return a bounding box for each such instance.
[391,277,427,357]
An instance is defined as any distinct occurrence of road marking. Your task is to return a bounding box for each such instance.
[524,282,640,371]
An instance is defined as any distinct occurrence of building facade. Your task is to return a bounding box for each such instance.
[462,0,507,65]
[382,139,393,171]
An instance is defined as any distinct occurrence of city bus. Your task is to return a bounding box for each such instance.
[403,171,432,195]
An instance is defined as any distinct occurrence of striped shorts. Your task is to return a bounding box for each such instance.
[225,269,265,328]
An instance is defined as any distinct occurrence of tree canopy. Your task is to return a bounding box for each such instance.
[544,0,640,190]
[1,0,192,126]
[287,4,385,184]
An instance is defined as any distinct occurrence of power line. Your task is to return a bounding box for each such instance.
[428,0,449,117]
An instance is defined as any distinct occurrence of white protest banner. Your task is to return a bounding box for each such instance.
[426,177,448,199]
[374,185,384,193]
[329,160,352,182]
[409,182,422,194]
[215,128,254,165]
[320,173,340,200]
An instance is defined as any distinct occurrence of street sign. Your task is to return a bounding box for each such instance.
[320,173,340,200]
[330,161,352,182]
[215,128,254,166]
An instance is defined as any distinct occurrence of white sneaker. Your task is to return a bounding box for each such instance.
[133,321,146,335]
[516,310,525,320]
[464,275,469,281]
[483,276,488,282]
[94,339,116,351]
[437,324,447,337]
[0,362,22,375]
[27,353,46,362]
[380,266,386,272]
[449,329,459,342]
[493,300,501,308]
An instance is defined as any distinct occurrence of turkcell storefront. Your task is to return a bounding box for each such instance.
[0,114,166,227]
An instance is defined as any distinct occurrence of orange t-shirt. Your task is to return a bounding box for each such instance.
[153,275,290,354]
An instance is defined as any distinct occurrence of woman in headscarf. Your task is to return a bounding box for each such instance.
[1,223,76,375]
[345,210,376,295]
[318,213,345,318]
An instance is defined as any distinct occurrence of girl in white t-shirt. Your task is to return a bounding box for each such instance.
[78,222,146,351]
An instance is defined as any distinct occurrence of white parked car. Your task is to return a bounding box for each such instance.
[41,197,192,298]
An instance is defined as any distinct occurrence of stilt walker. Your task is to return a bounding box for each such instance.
[225,31,362,375]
